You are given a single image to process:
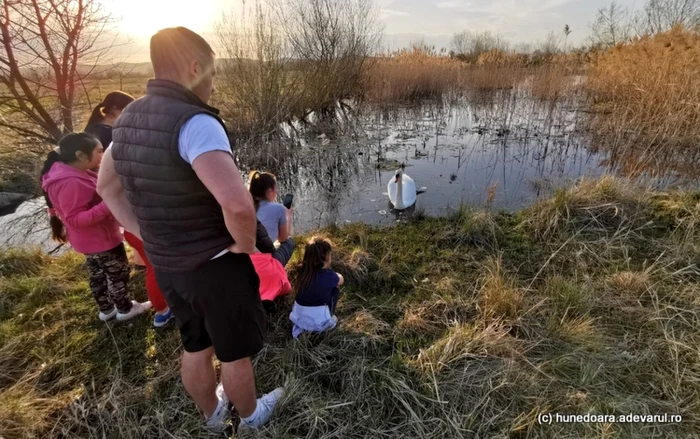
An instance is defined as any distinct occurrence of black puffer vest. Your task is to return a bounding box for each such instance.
[111,79,233,272]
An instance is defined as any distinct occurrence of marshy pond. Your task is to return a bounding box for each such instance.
[1,88,694,250]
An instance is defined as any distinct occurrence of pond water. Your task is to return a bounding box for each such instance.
[0,89,687,250]
[247,91,607,232]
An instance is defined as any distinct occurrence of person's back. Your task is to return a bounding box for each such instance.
[111,84,234,272]
[296,268,341,309]
[289,237,344,339]
[249,171,295,268]
[250,253,292,301]
[257,200,286,243]
[97,26,283,433]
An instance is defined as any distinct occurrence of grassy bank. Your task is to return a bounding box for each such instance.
[2,177,700,438]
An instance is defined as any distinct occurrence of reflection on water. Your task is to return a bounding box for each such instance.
[241,93,606,232]
[3,88,695,249]
[0,199,61,252]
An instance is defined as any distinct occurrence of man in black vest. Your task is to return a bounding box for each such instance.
[97,27,283,433]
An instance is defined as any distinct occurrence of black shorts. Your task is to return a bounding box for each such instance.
[155,252,265,363]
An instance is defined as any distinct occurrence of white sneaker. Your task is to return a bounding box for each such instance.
[206,382,231,433]
[98,308,117,322]
[116,301,152,321]
[239,387,284,430]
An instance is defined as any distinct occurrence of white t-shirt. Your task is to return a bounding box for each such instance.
[178,114,234,259]
[178,114,232,164]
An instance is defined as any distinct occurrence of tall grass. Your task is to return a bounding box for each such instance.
[363,47,580,105]
[587,27,700,176]
[364,48,463,103]
[3,178,700,438]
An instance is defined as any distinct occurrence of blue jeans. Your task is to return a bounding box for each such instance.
[273,238,295,267]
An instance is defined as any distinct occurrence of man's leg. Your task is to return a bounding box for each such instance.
[198,253,286,427]
[181,347,218,418]
[155,269,219,420]
[220,357,257,417]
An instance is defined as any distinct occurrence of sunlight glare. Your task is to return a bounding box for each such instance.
[103,0,224,37]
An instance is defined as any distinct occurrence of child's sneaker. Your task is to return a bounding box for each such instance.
[98,308,117,322]
[153,308,174,328]
[239,387,284,430]
[116,301,152,321]
[206,383,230,433]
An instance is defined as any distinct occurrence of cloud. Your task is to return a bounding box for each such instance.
[380,8,410,19]
[436,0,471,8]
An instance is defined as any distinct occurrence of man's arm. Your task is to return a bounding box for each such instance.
[96,147,142,239]
[192,151,257,254]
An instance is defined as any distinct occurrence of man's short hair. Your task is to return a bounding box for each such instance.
[150,27,214,77]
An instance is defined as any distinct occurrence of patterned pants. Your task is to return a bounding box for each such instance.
[84,244,132,314]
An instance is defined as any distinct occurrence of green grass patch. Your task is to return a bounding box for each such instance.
[1,177,700,438]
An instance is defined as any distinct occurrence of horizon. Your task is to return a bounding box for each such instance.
[103,0,642,62]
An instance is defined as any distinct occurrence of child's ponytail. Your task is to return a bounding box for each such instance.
[248,170,277,211]
[40,151,67,243]
[297,237,333,292]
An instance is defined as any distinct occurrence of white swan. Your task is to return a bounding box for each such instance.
[387,167,417,210]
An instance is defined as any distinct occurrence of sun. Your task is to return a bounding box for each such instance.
[102,0,224,38]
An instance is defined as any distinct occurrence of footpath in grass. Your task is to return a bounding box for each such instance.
[1,176,700,438]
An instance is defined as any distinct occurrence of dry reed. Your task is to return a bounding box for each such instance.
[587,27,700,177]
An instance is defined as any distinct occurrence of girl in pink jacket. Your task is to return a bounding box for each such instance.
[40,133,150,322]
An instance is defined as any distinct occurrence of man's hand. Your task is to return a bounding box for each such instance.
[97,147,142,240]
[192,151,257,253]
[227,242,256,254]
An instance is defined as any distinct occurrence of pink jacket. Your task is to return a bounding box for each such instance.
[250,252,292,301]
[41,162,122,255]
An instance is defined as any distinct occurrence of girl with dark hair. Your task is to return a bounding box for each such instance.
[85,91,135,148]
[40,133,150,322]
[289,237,344,338]
[86,91,173,327]
[248,170,295,266]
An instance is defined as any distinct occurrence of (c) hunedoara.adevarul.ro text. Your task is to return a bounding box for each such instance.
[538,413,682,425]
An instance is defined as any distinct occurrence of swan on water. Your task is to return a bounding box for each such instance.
[387,166,418,210]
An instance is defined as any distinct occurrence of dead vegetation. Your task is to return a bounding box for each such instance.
[2,177,700,438]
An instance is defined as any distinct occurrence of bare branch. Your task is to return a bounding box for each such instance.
[0,0,118,147]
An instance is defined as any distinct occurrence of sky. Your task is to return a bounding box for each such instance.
[103,0,642,61]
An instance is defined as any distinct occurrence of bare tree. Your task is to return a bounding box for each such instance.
[536,30,562,55]
[636,0,700,34]
[450,30,509,62]
[216,0,302,137]
[274,0,382,112]
[590,2,633,48]
[0,0,115,145]
[110,61,138,91]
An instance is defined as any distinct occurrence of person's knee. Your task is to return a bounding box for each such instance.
[182,347,215,370]
[220,357,254,381]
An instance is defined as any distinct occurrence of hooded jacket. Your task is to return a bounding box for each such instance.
[41,162,122,254]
